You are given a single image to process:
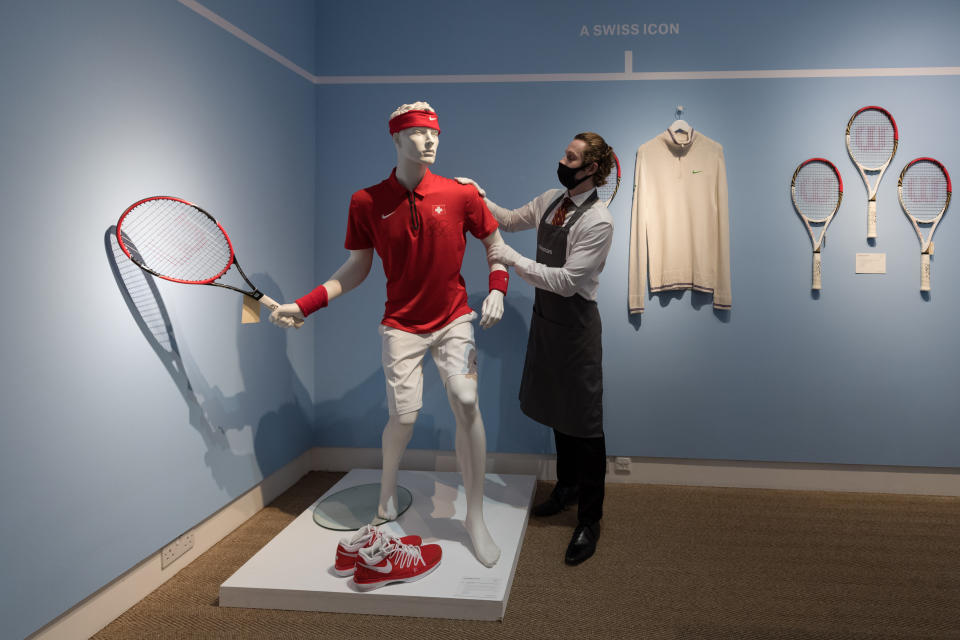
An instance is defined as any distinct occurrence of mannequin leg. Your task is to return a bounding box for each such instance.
[378,410,418,520]
[447,374,501,567]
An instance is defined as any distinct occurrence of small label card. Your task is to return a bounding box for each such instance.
[241,295,261,323]
[455,577,502,599]
[855,253,886,274]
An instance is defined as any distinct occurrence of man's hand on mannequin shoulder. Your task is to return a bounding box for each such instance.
[454,176,485,198]
[269,303,305,329]
[480,290,504,329]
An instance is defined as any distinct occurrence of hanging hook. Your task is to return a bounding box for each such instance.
[675,105,684,120]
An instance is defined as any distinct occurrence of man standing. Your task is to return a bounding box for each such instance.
[270,102,508,568]
[458,132,614,565]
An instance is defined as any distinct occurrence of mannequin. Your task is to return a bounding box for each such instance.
[270,102,505,567]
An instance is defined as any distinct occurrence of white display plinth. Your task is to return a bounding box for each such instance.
[220,469,536,621]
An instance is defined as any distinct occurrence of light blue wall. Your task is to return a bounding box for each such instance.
[0,1,317,638]
[308,0,960,464]
[3,1,959,637]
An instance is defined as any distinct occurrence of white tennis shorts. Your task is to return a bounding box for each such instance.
[379,312,478,416]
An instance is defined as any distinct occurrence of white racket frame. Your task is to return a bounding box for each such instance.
[791,158,844,290]
[898,157,952,291]
[845,106,898,240]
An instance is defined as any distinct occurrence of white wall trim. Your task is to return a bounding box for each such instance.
[30,447,960,638]
[177,0,316,82]
[309,66,960,85]
[27,450,314,640]
[179,1,960,86]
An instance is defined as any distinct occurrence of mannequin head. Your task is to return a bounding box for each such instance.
[390,102,440,167]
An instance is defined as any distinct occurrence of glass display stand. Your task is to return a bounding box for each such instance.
[312,483,413,531]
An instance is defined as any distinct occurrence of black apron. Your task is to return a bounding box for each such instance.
[519,192,604,438]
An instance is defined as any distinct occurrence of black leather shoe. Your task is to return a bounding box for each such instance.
[564,522,600,565]
[531,484,579,517]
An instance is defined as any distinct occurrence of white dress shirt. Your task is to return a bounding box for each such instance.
[485,188,614,300]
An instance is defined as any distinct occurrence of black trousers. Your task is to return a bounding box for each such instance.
[554,430,606,525]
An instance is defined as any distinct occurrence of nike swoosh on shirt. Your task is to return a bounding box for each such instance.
[692,170,703,174]
[364,560,393,573]
[381,210,397,219]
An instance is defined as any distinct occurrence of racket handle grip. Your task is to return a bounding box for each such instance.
[259,293,280,311]
[921,253,931,292]
[812,251,822,290]
[259,294,305,328]
[867,199,877,239]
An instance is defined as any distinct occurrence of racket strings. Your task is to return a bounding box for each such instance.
[793,163,840,222]
[120,199,232,283]
[901,162,948,222]
[848,110,895,168]
[596,156,621,205]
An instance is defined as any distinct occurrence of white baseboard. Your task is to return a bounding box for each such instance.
[29,447,960,639]
[27,449,315,640]
[313,447,960,497]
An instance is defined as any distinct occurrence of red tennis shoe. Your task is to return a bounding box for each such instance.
[333,524,422,577]
[353,537,442,591]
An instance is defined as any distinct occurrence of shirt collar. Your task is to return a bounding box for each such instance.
[664,128,696,152]
[387,167,435,198]
[566,187,597,207]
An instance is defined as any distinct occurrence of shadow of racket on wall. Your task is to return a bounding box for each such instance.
[106,226,313,497]
[105,225,215,431]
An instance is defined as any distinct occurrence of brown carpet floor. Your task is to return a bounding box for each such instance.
[94,471,960,640]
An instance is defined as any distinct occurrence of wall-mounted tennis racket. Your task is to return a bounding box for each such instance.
[791,158,843,290]
[597,151,621,206]
[116,196,301,326]
[845,106,898,240]
[898,158,951,291]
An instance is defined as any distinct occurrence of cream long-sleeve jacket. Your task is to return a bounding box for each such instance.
[628,129,732,313]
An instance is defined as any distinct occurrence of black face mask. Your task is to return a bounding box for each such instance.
[557,162,593,190]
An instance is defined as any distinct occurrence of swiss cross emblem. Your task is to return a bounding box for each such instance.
[433,204,445,215]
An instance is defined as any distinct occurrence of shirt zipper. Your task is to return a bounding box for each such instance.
[408,192,421,233]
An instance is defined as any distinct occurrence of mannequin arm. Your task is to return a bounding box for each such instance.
[269,249,374,328]
[325,248,374,301]
[479,231,506,329]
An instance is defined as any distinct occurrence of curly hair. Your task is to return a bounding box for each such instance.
[574,132,614,187]
[390,101,436,120]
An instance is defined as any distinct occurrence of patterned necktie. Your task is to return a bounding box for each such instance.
[552,197,574,226]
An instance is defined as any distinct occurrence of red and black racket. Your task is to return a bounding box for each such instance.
[116,196,298,325]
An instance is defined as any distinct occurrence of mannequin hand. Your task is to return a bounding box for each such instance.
[454,176,486,198]
[269,303,305,329]
[480,290,504,329]
[487,241,523,267]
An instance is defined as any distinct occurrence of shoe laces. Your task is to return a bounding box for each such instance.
[381,538,425,569]
[343,523,377,548]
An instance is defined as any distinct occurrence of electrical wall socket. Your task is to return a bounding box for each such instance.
[614,456,631,472]
[160,530,195,569]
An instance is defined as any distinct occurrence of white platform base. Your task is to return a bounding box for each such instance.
[219,469,536,621]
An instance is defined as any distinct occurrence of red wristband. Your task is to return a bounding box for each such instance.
[489,270,509,295]
[295,284,329,317]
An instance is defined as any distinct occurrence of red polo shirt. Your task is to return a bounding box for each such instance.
[340,168,497,333]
